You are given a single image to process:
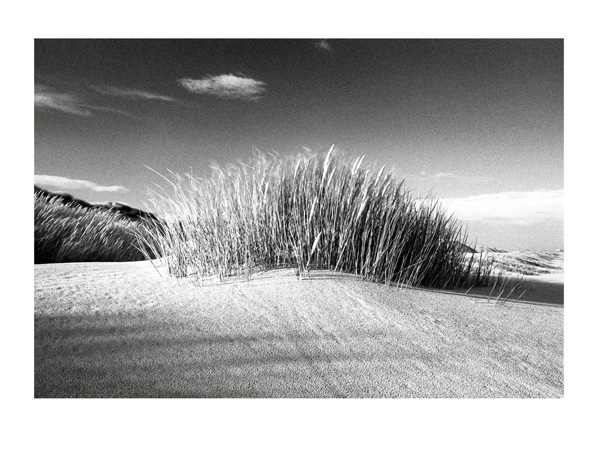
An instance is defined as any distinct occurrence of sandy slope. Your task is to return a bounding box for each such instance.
[35,261,563,398]
[448,250,565,305]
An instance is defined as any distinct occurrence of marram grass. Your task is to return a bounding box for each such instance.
[35,192,154,263]
[136,147,495,289]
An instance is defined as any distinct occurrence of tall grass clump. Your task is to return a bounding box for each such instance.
[35,192,156,263]
[138,147,495,288]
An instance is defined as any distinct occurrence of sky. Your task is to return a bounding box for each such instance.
[34,39,563,251]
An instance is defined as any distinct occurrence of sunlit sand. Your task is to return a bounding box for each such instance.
[35,254,563,398]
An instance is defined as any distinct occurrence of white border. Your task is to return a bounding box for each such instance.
[5,2,594,449]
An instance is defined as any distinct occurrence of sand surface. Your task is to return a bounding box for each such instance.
[35,261,563,398]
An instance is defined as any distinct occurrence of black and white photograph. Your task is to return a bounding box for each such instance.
[8,1,596,448]
[34,38,564,398]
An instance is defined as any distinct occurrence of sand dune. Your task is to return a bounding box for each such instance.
[35,260,563,398]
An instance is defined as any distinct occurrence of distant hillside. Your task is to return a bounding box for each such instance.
[34,186,161,264]
[34,185,160,222]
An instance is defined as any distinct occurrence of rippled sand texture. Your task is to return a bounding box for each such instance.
[35,261,563,398]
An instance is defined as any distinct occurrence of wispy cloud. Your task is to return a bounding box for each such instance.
[35,84,135,118]
[437,189,563,226]
[411,170,492,183]
[178,74,267,101]
[429,171,458,179]
[35,85,92,117]
[34,175,128,193]
[315,39,332,52]
[91,85,176,102]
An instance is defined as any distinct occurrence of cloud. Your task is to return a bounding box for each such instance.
[178,74,267,100]
[34,175,128,193]
[35,85,92,117]
[91,86,176,102]
[414,170,492,182]
[430,171,456,179]
[315,39,332,52]
[437,189,563,226]
[35,84,135,118]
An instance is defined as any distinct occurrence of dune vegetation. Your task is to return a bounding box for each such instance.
[489,250,564,276]
[35,191,156,264]
[136,147,496,289]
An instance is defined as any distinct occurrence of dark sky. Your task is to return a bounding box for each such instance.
[34,39,563,250]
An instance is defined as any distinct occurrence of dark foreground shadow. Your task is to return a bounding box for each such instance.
[35,313,395,398]
[451,277,564,306]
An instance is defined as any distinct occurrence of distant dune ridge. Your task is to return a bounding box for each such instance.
[34,186,161,264]
[490,250,564,277]
[34,185,160,222]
